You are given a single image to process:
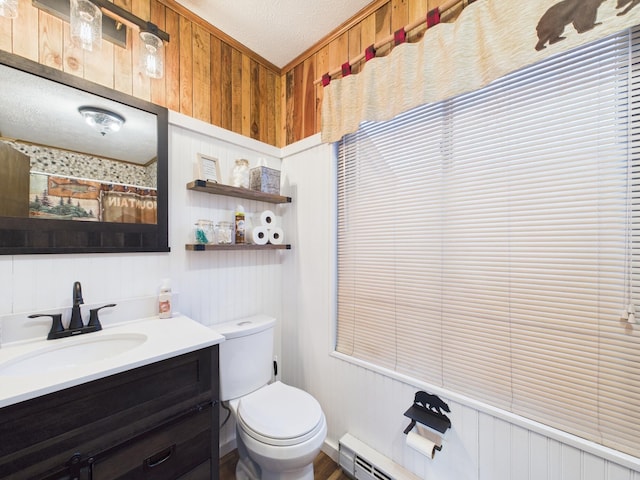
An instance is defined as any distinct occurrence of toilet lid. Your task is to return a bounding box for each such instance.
[237,382,325,446]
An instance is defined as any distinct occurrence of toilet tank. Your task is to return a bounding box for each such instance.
[214,315,275,401]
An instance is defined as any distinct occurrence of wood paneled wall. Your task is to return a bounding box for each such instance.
[1,0,463,148]
[0,0,280,146]
[281,0,462,146]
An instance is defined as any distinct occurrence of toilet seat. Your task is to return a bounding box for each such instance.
[237,381,325,447]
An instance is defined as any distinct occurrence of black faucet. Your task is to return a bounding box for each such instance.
[28,281,116,340]
[69,281,84,330]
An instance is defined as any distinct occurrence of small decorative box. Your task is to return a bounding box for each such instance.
[250,166,281,195]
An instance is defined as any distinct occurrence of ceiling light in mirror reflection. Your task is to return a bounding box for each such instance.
[79,107,126,136]
[0,63,157,165]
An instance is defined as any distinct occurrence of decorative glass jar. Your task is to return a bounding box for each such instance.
[215,221,234,244]
[193,219,214,244]
[231,158,250,188]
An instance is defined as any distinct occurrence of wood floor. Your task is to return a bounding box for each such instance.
[219,449,350,480]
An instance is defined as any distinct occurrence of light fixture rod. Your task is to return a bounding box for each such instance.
[89,0,169,43]
[33,0,126,47]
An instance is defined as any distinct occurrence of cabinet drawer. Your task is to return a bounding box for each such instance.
[176,461,211,479]
[91,406,212,479]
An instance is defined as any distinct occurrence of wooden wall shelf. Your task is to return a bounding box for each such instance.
[186,180,292,204]
[186,244,291,251]
[186,179,292,251]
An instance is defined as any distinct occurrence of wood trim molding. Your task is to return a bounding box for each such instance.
[156,0,282,74]
[282,0,390,72]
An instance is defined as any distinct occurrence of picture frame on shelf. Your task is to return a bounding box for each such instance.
[197,153,221,183]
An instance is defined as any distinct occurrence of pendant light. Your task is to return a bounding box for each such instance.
[139,30,164,79]
[70,0,102,52]
[0,0,18,19]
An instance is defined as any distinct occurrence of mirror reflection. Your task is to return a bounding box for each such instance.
[0,51,169,254]
[0,63,158,225]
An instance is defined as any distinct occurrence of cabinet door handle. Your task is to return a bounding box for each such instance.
[143,444,176,470]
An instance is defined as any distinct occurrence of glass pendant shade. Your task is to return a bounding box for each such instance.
[0,0,18,19]
[70,0,102,52]
[139,31,164,79]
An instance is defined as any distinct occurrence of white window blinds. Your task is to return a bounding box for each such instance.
[336,28,640,457]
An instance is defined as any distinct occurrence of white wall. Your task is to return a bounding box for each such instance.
[166,112,285,329]
[280,137,640,480]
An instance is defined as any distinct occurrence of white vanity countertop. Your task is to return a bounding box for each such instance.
[0,315,224,408]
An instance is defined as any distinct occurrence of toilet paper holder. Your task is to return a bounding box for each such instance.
[403,391,451,436]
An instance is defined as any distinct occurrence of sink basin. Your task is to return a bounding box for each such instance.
[0,333,147,376]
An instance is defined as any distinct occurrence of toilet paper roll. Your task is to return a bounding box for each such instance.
[260,210,276,227]
[268,226,284,245]
[251,226,269,245]
[406,430,440,459]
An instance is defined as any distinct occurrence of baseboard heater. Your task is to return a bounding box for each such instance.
[339,433,422,480]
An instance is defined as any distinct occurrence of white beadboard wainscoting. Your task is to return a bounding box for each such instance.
[166,112,285,330]
[279,137,640,480]
[168,112,287,451]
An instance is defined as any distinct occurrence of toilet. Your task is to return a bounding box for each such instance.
[214,315,327,480]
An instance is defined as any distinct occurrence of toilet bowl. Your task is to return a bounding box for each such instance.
[231,381,327,480]
[214,315,327,480]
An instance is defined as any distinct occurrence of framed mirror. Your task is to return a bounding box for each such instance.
[0,50,169,254]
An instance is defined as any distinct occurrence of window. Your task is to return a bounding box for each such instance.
[336,28,640,457]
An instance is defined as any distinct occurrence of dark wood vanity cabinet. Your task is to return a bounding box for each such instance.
[0,346,219,480]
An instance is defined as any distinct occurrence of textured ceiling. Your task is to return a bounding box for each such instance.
[0,64,157,165]
[174,0,374,68]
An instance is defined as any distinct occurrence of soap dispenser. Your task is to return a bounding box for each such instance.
[158,278,172,319]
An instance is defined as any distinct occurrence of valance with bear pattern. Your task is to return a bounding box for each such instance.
[321,0,640,143]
